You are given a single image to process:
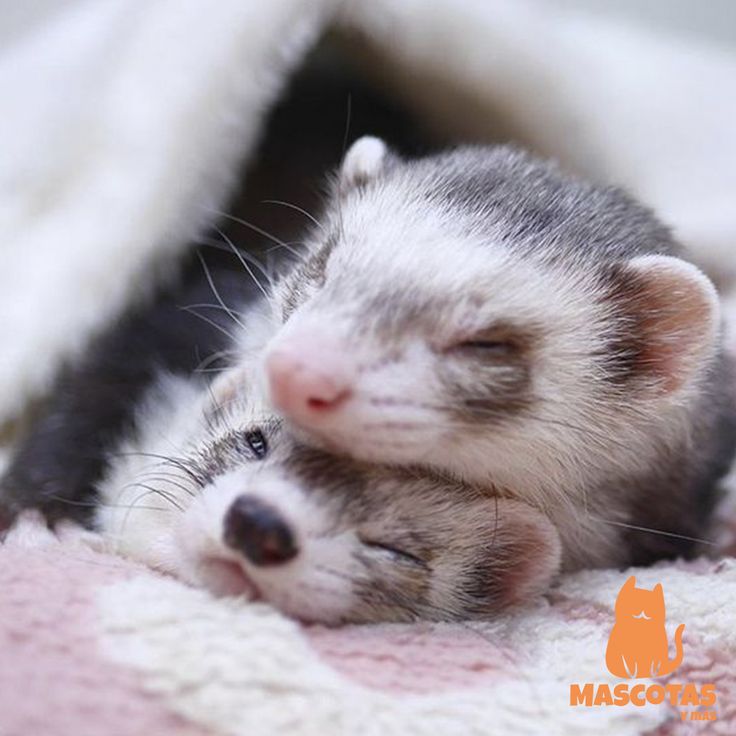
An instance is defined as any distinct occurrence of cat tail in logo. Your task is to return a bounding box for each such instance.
[655,622,685,677]
[605,576,685,679]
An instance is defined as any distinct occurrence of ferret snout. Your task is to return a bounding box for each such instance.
[223,495,298,566]
[265,337,354,422]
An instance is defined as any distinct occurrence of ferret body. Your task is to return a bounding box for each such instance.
[244,138,736,571]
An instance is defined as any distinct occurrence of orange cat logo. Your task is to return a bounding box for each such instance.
[605,575,685,679]
[571,577,716,719]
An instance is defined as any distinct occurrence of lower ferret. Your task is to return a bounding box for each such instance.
[96,376,560,624]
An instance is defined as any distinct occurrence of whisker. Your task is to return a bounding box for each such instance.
[592,517,717,547]
[133,474,196,498]
[341,93,352,158]
[195,366,231,374]
[129,483,185,512]
[211,224,270,299]
[265,240,303,258]
[261,199,323,230]
[32,493,173,513]
[110,452,203,485]
[179,305,239,343]
[118,487,182,538]
[196,236,275,288]
[197,252,247,330]
[207,209,301,257]
[193,348,237,374]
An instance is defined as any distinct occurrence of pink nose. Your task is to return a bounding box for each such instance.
[266,347,353,422]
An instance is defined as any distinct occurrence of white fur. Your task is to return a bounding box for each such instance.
[340,136,388,187]
[95,373,362,623]
[1,509,103,549]
[178,468,358,623]
[1,510,58,548]
[95,375,212,570]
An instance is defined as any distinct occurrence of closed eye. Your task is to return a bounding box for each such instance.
[446,325,521,356]
[457,339,515,353]
[360,538,427,567]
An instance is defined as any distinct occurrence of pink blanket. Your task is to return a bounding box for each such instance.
[2,514,734,736]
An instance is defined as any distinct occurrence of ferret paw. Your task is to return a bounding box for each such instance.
[1,510,104,551]
[1,510,57,548]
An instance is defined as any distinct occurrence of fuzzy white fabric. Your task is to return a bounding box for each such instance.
[6,509,736,735]
[340,0,736,273]
[4,508,736,735]
[0,0,335,419]
[97,572,668,735]
[93,555,736,734]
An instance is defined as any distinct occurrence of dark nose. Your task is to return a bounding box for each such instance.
[223,495,298,566]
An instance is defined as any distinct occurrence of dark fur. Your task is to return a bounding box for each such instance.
[621,352,736,564]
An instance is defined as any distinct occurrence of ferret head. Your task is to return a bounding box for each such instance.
[102,397,560,624]
[254,139,720,507]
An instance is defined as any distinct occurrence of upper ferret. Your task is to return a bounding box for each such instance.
[222,138,736,571]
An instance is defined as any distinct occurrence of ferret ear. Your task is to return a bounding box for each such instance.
[607,255,719,395]
[487,500,562,609]
[339,136,389,191]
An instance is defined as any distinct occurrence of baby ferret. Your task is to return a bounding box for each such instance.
[223,138,736,570]
[97,376,560,624]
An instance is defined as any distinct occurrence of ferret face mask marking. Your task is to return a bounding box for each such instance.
[253,138,725,567]
[98,387,560,625]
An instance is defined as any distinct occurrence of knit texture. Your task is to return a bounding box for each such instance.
[2,512,735,735]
